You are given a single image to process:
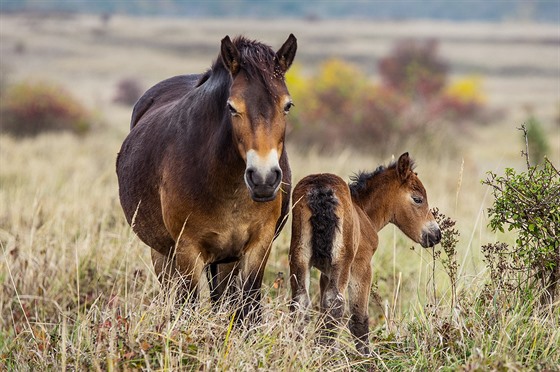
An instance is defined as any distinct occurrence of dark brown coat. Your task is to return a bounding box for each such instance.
[117,35,297,320]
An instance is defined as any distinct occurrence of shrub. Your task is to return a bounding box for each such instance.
[444,75,486,105]
[378,39,448,100]
[0,81,92,137]
[431,208,460,308]
[286,60,409,151]
[113,77,144,106]
[482,128,560,305]
[286,40,491,153]
[433,75,487,122]
[525,115,549,165]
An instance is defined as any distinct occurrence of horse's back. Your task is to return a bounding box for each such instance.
[293,173,349,205]
[131,74,201,129]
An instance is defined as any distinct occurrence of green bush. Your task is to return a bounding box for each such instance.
[482,132,560,305]
[0,81,92,137]
[525,115,550,165]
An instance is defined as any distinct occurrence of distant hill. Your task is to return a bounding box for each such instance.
[1,0,559,23]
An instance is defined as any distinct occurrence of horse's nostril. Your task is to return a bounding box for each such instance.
[271,168,282,187]
[429,229,442,246]
[246,167,281,193]
[246,168,257,187]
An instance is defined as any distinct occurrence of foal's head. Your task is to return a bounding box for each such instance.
[351,152,441,247]
[220,34,297,202]
[390,152,441,247]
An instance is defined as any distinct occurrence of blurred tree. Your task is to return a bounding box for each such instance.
[378,39,448,100]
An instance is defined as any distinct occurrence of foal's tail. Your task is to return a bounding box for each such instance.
[307,187,340,264]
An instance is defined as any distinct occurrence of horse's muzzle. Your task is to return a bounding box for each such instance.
[421,222,442,248]
[245,167,282,202]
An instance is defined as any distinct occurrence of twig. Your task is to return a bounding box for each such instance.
[518,124,531,169]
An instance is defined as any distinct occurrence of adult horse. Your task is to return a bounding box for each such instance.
[117,34,297,319]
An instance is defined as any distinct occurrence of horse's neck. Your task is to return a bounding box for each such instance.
[180,69,245,187]
[185,68,231,134]
[353,180,393,232]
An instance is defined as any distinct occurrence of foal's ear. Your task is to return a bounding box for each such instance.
[275,34,297,74]
[221,35,240,75]
[396,152,412,182]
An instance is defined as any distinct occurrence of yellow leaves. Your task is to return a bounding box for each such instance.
[285,62,307,99]
[444,75,487,104]
[286,59,372,118]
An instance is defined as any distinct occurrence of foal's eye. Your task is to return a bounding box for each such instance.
[283,101,294,114]
[412,196,424,205]
[227,102,238,116]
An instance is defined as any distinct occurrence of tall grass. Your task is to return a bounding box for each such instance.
[1,131,558,370]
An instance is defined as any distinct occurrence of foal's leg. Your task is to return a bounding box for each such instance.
[318,264,351,345]
[347,262,372,355]
[289,246,312,317]
[289,207,312,317]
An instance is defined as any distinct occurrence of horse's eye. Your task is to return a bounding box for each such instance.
[283,101,294,114]
[412,196,423,205]
[227,102,238,116]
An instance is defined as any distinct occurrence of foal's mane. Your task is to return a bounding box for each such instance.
[197,36,280,91]
[349,157,416,198]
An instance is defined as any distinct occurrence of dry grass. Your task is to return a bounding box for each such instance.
[1,13,559,370]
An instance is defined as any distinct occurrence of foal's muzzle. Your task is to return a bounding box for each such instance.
[421,221,442,248]
[245,166,282,202]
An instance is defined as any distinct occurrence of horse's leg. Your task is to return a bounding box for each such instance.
[288,214,312,318]
[289,258,311,316]
[174,241,206,304]
[206,263,218,302]
[151,249,176,287]
[236,237,276,324]
[347,259,372,355]
[318,263,351,346]
[207,262,240,306]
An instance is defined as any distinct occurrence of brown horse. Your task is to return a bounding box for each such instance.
[289,152,441,354]
[116,35,297,320]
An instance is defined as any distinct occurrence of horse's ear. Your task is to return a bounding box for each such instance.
[396,152,411,182]
[221,35,240,75]
[275,34,297,74]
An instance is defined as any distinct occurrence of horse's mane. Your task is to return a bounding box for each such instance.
[197,36,279,91]
[349,157,416,198]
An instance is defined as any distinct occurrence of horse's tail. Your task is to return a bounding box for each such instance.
[307,186,340,264]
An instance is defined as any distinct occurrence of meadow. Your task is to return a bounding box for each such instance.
[1,13,559,370]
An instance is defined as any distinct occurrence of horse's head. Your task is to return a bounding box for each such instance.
[391,152,441,248]
[220,34,297,202]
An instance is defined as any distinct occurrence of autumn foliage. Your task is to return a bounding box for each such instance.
[287,39,489,153]
[0,81,92,137]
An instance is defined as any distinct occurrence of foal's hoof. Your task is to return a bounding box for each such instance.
[357,345,371,356]
[317,332,337,348]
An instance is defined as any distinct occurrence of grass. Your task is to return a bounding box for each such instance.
[1,12,559,371]
[1,132,559,370]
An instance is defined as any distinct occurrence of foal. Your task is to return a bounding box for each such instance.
[289,152,441,354]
